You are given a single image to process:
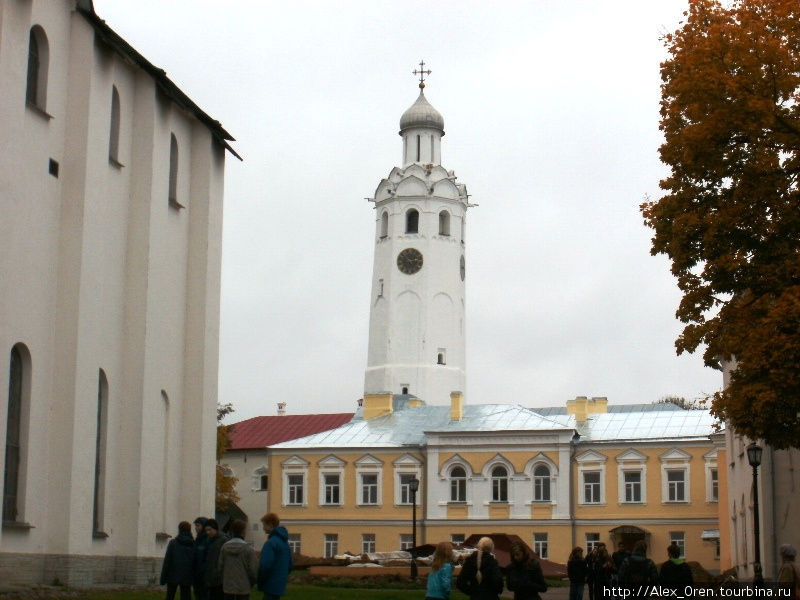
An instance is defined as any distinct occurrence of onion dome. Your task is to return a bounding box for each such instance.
[399,90,444,134]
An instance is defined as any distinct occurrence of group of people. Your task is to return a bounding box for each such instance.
[159,512,292,600]
[568,541,691,600]
[425,537,548,600]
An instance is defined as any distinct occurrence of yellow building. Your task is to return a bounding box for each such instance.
[267,394,721,571]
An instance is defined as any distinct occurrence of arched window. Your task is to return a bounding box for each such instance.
[405,209,419,234]
[26,26,49,110]
[533,464,551,501]
[438,211,450,236]
[109,86,121,164]
[450,466,466,502]
[491,465,508,502]
[380,211,388,238]
[168,133,181,207]
[3,345,28,522]
[93,369,109,535]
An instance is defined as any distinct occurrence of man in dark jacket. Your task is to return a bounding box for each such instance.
[257,513,293,600]
[160,521,195,600]
[456,537,505,600]
[659,544,693,590]
[193,516,210,600]
[506,540,547,600]
[618,540,659,587]
[204,518,228,600]
[611,543,630,584]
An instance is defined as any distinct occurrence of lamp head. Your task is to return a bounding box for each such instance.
[746,443,763,468]
[410,477,420,493]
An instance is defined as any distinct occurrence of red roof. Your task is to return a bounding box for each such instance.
[228,413,353,450]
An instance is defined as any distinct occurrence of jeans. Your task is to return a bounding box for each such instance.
[570,582,585,600]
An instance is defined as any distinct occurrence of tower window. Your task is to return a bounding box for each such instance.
[405,209,419,234]
[402,386,408,395]
[416,135,420,162]
[26,26,49,110]
[168,133,182,208]
[380,211,388,238]
[439,211,450,236]
[378,279,384,297]
[4,345,29,523]
[109,86,121,165]
[437,349,446,365]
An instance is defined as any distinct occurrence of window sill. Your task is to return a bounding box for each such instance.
[619,501,645,505]
[26,102,53,120]
[2,520,34,531]
[356,504,382,508]
[320,504,342,508]
[662,501,689,504]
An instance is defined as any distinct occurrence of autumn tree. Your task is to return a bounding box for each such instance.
[655,396,704,410]
[642,0,800,449]
[216,402,239,512]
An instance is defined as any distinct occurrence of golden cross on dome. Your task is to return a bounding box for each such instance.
[412,60,432,89]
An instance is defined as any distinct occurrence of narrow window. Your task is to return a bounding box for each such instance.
[362,533,376,554]
[323,474,340,504]
[361,473,378,504]
[401,386,408,395]
[405,209,419,234]
[324,533,338,558]
[450,466,466,502]
[378,279,384,297]
[439,211,450,236]
[260,474,269,491]
[430,136,434,163]
[583,471,601,503]
[624,471,642,502]
[287,474,304,504]
[667,469,686,501]
[399,473,416,504]
[109,87,121,164]
[93,369,109,535]
[533,465,551,501]
[168,134,181,207]
[380,211,388,238]
[416,135,420,162]
[491,465,508,502]
[534,533,549,559]
[437,353,445,365]
[26,27,49,109]
[3,346,26,522]
[710,468,718,501]
[161,390,169,533]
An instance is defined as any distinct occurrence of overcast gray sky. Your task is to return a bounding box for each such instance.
[94,0,720,422]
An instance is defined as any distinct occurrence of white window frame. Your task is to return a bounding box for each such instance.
[450,465,467,503]
[586,533,601,551]
[666,469,687,502]
[287,473,305,505]
[532,465,552,502]
[491,465,509,502]
[362,533,376,554]
[318,455,346,506]
[660,448,692,504]
[533,533,548,559]
[393,453,422,506]
[704,449,719,503]
[622,470,643,503]
[576,451,607,506]
[324,533,338,558]
[670,531,686,557]
[482,455,514,505]
[288,533,301,554]
[281,455,309,507]
[399,533,413,550]
[251,466,269,492]
[356,454,383,506]
[616,449,647,504]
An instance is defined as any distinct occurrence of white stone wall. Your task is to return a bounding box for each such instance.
[224,450,271,549]
[0,0,225,584]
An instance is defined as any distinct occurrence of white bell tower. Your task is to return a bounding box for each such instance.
[364,64,470,405]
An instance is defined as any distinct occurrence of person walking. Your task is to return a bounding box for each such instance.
[777,544,799,600]
[618,540,658,588]
[219,519,257,600]
[567,547,587,600]
[591,545,614,600]
[204,519,228,600]
[456,537,504,600]
[659,543,693,591]
[426,541,454,600]
[506,540,547,600]
[193,517,210,600]
[160,521,195,600]
[257,513,293,600]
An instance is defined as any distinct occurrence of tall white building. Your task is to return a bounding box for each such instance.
[364,74,470,404]
[0,0,236,585]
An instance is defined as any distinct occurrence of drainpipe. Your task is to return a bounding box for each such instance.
[770,447,777,579]
[420,447,427,546]
[570,431,580,549]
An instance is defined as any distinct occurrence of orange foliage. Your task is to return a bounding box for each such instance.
[216,403,239,511]
[643,0,800,449]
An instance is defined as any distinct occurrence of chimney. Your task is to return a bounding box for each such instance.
[357,398,364,407]
[277,402,286,416]
[450,391,464,421]
[566,396,588,422]
[363,392,393,420]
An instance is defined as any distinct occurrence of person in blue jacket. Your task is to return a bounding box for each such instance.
[426,541,454,600]
[257,512,293,600]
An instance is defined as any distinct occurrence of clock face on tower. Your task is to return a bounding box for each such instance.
[397,248,423,274]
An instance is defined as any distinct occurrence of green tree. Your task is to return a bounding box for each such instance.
[642,0,800,449]
[216,402,239,512]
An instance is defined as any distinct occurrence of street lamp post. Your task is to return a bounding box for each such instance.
[746,443,764,586]
[410,477,420,579]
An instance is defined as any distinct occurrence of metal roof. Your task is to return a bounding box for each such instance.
[270,402,717,450]
[228,413,354,450]
[272,404,572,450]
